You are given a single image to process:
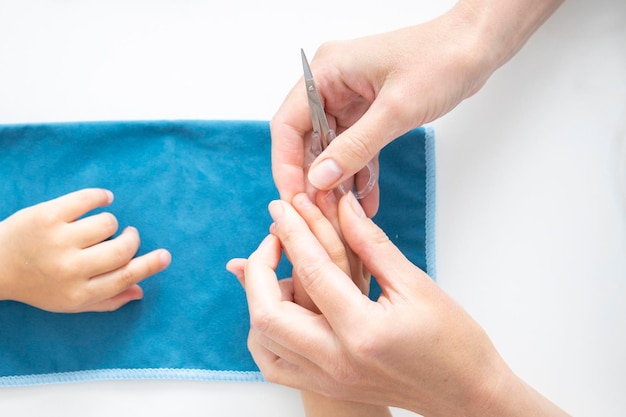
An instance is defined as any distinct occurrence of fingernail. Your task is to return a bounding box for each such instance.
[308,159,343,189]
[105,190,114,204]
[124,226,137,234]
[159,250,172,268]
[268,200,285,221]
[346,191,366,218]
[293,193,313,209]
[323,189,338,205]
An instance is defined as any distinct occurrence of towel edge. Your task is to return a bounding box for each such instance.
[424,125,437,280]
[0,368,266,387]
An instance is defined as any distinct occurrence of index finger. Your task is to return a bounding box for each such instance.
[46,188,114,222]
[270,78,311,202]
[268,200,368,333]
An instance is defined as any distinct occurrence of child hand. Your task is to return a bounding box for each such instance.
[0,188,171,313]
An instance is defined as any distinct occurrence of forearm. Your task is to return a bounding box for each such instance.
[454,0,564,70]
[471,366,571,417]
[0,222,16,302]
[301,391,392,417]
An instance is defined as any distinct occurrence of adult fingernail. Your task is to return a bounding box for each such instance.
[308,159,343,190]
[346,191,366,218]
[105,190,114,204]
[268,200,285,221]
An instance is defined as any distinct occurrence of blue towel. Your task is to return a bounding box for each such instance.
[0,120,435,386]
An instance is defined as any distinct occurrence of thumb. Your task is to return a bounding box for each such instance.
[338,192,429,296]
[306,97,409,191]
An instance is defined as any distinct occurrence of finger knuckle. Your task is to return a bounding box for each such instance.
[316,40,343,57]
[116,267,137,290]
[325,244,347,266]
[370,227,392,246]
[112,239,135,265]
[328,360,361,387]
[62,288,90,311]
[348,332,384,364]
[249,310,273,334]
[55,258,80,280]
[258,363,281,384]
[343,133,377,165]
[293,259,327,292]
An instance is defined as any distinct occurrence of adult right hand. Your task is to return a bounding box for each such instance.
[270,0,563,217]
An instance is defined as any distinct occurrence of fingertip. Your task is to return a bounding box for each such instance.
[308,158,343,190]
[123,225,138,234]
[257,234,279,251]
[226,258,247,287]
[343,191,366,219]
[126,284,144,301]
[248,234,282,271]
[226,257,245,273]
[87,285,144,312]
[268,200,286,222]
[158,249,172,269]
[104,189,114,205]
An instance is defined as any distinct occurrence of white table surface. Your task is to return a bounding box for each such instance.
[0,1,624,416]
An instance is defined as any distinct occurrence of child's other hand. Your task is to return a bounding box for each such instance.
[0,188,171,313]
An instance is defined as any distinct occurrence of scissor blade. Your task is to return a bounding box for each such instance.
[301,49,313,81]
[301,48,331,151]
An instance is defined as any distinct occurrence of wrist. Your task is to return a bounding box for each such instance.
[300,391,392,417]
[0,223,14,302]
[468,360,570,417]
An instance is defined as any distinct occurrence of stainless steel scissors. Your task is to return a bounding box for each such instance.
[301,49,376,199]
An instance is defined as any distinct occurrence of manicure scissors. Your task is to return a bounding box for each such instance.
[301,49,377,199]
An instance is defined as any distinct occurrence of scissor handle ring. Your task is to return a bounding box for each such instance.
[337,161,377,200]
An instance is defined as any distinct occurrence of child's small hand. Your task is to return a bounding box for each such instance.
[0,188,171,313]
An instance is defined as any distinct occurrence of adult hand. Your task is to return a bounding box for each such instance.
[228,192,391,417]
[234,192,568,417]
[270,0,563,217]
[0,188,171,313]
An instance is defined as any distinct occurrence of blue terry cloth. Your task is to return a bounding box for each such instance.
[0,120,435,386]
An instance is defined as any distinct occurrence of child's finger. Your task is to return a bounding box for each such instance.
[290,193,350,276]
[86,248,171,302]
[71,212,119,248]
[226,258,247,287]
[79,226,141,276]
[77,285,145,312]
[48,188,114,222]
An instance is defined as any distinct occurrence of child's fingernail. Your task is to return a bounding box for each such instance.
[293,193,313,209]
[308,159,342,190]
[105,190,114,204]
[159,250,172,267]
[323,189,338,205]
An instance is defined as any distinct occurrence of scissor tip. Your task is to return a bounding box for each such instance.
[301,49,312,79]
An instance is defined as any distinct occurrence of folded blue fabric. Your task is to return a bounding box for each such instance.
[0,120,435,386]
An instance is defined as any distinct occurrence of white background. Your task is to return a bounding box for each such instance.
[0,0,624,416]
